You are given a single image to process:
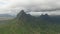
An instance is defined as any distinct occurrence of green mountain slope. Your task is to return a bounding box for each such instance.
[0,10,60,34]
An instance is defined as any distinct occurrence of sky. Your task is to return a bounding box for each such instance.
[0,0,60,15]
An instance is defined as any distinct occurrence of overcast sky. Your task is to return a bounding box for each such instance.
[0,0,60,15]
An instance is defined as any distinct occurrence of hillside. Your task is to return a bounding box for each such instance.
[15,10,60,34]
[0,10,60,34]
[16,10,60,24]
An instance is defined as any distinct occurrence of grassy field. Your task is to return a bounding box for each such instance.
[0,17,60,34]
[0,17,14,21]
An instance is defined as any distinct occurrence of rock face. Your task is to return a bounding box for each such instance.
[39,14,52,22]
[17,10,32,22]
[17,10,60,25]
[40,14,50,19]
[17,10,27,19]
[17,10,51,21]
[16,10,52,22]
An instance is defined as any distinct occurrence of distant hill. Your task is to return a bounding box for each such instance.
[0,14,15,17]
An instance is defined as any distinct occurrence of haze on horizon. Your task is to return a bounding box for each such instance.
[0,0,60,15]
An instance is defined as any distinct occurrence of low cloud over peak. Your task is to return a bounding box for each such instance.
[0,0,60,15]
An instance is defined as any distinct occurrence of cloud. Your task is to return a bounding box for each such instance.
[0,0,60,15]
[8,0,60,12]
[0,0,60,10]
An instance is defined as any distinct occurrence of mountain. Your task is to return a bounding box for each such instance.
[17,10,33,22]
[16,10,60,25]
[16,10,51,21]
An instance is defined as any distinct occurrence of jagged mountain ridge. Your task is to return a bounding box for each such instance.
[16,10,52,22]
[16,10,60,24]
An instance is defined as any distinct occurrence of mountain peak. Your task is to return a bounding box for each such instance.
[17,10,27,19]
[19,10,25,15]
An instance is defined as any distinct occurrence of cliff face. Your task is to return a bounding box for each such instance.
[17,10,32,22]
[16,10,51,21]
[16,10,60,25]
[16,10,52,23]
[17,10,26,19]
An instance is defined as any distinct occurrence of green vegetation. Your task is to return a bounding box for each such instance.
[0,19,60,34]
[0,10,60,34]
